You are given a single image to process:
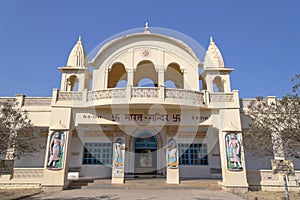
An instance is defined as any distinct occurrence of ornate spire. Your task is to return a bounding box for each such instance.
[67,36,86,67]
[203,36,224,68]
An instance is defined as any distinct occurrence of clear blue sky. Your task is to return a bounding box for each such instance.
[0,0,299,98]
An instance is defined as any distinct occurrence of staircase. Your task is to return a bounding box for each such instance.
[68,178,222,190]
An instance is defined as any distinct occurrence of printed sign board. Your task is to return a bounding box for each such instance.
[0,160,14,175]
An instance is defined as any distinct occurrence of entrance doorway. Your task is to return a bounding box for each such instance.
[134,131,157,175]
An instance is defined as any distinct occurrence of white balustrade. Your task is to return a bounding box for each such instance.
[58,91,83,101]
[165,88,204,104]
[23,98,52,106]
[210,93,234,102]
[55,88,210,106]
[87,88,126,101]
[131,87,159,98]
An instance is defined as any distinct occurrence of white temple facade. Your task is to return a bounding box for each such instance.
[0,26,299,192]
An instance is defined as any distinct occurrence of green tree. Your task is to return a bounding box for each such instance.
[244,74,300,159]
[0,100,42,160]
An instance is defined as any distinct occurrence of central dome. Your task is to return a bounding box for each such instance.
[87,26,206,64]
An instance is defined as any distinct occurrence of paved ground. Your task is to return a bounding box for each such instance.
[1,178,299,199]
[1,187,300,200]
[36,188,245,200]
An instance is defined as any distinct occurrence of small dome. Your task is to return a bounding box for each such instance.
[67,36,86,67]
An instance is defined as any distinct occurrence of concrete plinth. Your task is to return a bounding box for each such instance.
[111,177,124,184]
[167,168,179,184]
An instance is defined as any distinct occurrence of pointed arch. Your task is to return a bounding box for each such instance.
[165,62,183,89]
[108,62,127,88]
[134,60,157,87]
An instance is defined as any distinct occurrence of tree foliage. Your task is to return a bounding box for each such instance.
[244,74,300,159]
[0,100,42,159]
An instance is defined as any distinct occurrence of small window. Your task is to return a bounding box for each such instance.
[82,143,112,165]
[179,143,208,165]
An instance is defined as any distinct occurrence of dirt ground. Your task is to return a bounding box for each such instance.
[237,190,300,200]
[0,189,42,200]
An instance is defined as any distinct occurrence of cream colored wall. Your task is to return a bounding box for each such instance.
[14,137,47,168]
[68,136,83,168]
[25,109,51,126]
[68,127,113,177]
[178,128,221,178]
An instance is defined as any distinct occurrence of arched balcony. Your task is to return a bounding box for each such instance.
[54,63,238,108]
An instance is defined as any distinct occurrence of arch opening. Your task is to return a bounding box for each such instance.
[108,62,127,88]
[68,75,79,91]
[134,61,157,87]
[199,76,207,91]
[213,76,224,92]
[164,80,177,88]
[138,78,155,87]
[165,63,183,89]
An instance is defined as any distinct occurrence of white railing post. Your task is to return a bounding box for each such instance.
[158,86,164,101]
[126,85,132,102]
[82,89,87,105]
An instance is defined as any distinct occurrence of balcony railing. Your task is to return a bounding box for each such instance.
[53,88,238,107]
[23,97,52,106]
[165,88,204,104]
[58,91,83,101]
[132,87,159,98]
[87,88,126,101]
[209,93,234,102]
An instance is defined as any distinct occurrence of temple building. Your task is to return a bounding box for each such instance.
[0,25,299,192]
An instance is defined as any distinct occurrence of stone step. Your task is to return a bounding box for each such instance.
[84,178,221,190]
[68,178,97,189]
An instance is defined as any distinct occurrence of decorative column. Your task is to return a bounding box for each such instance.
[42,121,71,190]
[126,68,134,87]
[166,137,179,184]
[157,69,164,87]
[219,122,248,192]
[111,137,125,184]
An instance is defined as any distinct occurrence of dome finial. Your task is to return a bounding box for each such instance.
[79,35,82,41]
[145,22,149,31]
[144,22,150,33]
[210,36,213,43]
